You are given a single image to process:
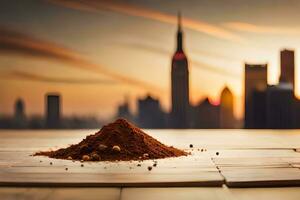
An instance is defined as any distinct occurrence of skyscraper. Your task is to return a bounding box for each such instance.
[170,12,190,128]
[191,98,220,129]
[266,84,294,129]
[116,96,133,122]
[244,63,268,128]
[220,86,235,128]
[46,93,61,128]
[137,95,166,128]
[14,98,25,121]
[279,49,295,90]
[252,89,267,128]
[14,98,26,128]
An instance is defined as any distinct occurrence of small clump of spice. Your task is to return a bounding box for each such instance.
[34,118,187,161]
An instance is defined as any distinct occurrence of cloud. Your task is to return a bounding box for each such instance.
[48,0,245,43]
[0,27,82,62]
[224,22,300,35]
[48,0,98,12]
[0,70,117,85]
[116,41,239,78]
[0,26,163,92]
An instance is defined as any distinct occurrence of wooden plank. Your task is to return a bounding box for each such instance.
[0,151,219,172]
[0,187,120,200]
[213,157,292,167]
[213,156,300,171]
[218,165,291,171]
[221,168,300,187]
[210,149,299,158]
[121,187,233,200]
[0,172,224,187]
[0,149,223,187]
[228,187,300,200]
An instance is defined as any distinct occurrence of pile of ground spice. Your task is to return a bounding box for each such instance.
[34,118,187,161]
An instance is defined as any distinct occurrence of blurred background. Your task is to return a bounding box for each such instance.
[1,0,300,129]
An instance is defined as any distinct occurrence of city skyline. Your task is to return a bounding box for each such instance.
[2,1,300,120]
[2,42,294,129]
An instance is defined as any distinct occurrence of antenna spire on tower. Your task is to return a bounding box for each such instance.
[177,11,182,31]
[176,11,183,52]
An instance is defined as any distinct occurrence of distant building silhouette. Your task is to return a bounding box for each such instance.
[170,12,190,128]
[14,98,25,121]
[13,98,27,128]
[279,49,295,90]
[220,87,235,128]
[116,97,134,122]
[191,98,220,128]
[244,63,268,128]
[292,97,300,129]
[266,84,294,129]
[252,89,267,128]
[244,49,300,129]
[137,95,166,128]
[46,93,61,128]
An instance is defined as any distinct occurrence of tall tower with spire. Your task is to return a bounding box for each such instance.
[170,12,190,128]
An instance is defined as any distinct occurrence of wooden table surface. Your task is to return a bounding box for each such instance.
[1,129,300,200]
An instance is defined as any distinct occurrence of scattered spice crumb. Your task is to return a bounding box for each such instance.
[189,144,193,148]
[148,166,152,171]
[65,167,68,171]
[50,162,53,165]
[216,152,219,156]
[82,155,90,161]
[112,145,121,152]
[143,153,149,158]
[137,164,141,167]
[81,164,84,167]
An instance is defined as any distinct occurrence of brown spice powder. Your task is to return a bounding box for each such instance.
[34,118,187,161]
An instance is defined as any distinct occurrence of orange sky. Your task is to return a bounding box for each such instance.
[1,0,300,120]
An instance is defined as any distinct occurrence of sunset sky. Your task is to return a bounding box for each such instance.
[1,0,300,120]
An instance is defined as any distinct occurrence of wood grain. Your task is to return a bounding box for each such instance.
[0,187,120,200]
[221,168,300,187]
[0,172,224,187]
